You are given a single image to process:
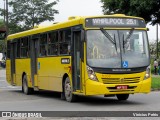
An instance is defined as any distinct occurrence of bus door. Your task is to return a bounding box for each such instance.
[30,36,39,87]
[72,29,84,91]
[10,42,16,85]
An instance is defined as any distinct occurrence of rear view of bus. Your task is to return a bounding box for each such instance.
[85,14,151,100]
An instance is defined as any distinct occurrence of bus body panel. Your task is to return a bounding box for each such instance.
[139,78,151,93]
[37,56,71,91]
[6,60,11,85]
[15,59,31,86]
[7,19,83,41]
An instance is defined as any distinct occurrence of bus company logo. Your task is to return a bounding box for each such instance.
[2,112,11,117]
[120,78,124,83]
[2,112,42,118]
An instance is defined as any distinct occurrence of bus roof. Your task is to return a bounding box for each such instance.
[7,14,145,40]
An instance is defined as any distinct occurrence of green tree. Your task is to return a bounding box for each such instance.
[0,0,59,34]
[101,0,160,25]
[0,19,5,52]
[0,19,5,28]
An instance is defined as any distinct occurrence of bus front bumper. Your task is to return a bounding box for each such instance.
[85,78,151,95]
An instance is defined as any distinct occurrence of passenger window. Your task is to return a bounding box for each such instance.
[48,32,58,55]
[59,31,65,42]
[16,39,20,58]
[20,37,29,58]
[7,41,11,59]
[40,34,47,56]
[59,29,71,55]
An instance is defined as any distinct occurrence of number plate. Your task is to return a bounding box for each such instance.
[116,85,128,89]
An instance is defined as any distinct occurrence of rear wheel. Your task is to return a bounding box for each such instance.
[22,75,33,95]
[116,94,129,101]
[64,77,76,102]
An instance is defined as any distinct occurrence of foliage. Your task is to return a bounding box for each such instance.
[101,0,160,25]
[0,40,5,52]
[0,19,5,28]
[152,77,160,90]
[0,0,59,34]
[149,41,160,59]
[0,19,5,52]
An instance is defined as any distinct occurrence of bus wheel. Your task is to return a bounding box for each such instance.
[64,77,76,102]
[116,94,129,101]
[22,75,33,95]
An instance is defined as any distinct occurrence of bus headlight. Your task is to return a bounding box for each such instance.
[144,66,150,80]
[87,66,98,81]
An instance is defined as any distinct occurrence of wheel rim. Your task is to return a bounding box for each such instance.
[65,81,71,99]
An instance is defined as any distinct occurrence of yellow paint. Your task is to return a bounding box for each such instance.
[37,56,71,91]
[15,59,31,86]
[7,15,145,41]
[85,72,151,95]
[34,74,38,86]
[6,60,11,85]
[6,14,150,97]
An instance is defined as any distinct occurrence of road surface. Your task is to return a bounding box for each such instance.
[0,69,159,120]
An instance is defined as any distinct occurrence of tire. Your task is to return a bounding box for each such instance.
[64,77,76,102]
[116,94,129,101]
[22,75,33,95]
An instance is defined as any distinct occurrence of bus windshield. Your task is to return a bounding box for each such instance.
[87,30,150,68]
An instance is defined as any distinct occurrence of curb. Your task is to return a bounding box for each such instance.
[151,88,160,91]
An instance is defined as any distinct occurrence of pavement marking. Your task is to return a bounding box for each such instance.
[0,80,6,82]
[0,86,20,89]
[7,86,19,88]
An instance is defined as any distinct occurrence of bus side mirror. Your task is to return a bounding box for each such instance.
[147,28,149,31]
[81,30,85,42]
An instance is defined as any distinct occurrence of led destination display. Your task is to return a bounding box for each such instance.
[85,18,146,28]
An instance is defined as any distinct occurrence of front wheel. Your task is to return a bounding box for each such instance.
[64,77,76,102]
[116,94,129,101]
[22,75,33,95]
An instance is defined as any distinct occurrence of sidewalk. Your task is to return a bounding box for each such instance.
[0,68,6,78]
[152,74,160,77]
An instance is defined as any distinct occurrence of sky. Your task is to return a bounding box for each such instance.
[0,0,159,42]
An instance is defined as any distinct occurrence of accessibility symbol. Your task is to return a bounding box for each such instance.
[122,61,128,68]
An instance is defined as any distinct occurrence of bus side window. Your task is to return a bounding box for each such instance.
[20,37,29,58]
[48,32,58,56]
[40,34,47,56]
[7,41,11,59]
[16,39,20,58]
[59,29,71,55]
[60,43,69,54]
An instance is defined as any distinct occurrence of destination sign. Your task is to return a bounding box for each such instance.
[85,18,146,28]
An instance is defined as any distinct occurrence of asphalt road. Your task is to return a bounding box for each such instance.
[0,69,160,120]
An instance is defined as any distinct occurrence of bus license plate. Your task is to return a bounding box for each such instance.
[117,85,128,89]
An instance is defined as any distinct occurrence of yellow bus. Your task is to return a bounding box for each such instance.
[6,14,151,102]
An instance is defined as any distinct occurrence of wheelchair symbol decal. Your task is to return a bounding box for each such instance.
[122,61,128,68]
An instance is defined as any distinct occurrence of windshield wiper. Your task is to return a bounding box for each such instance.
[100,28,117,51]
[123,28,135,49]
